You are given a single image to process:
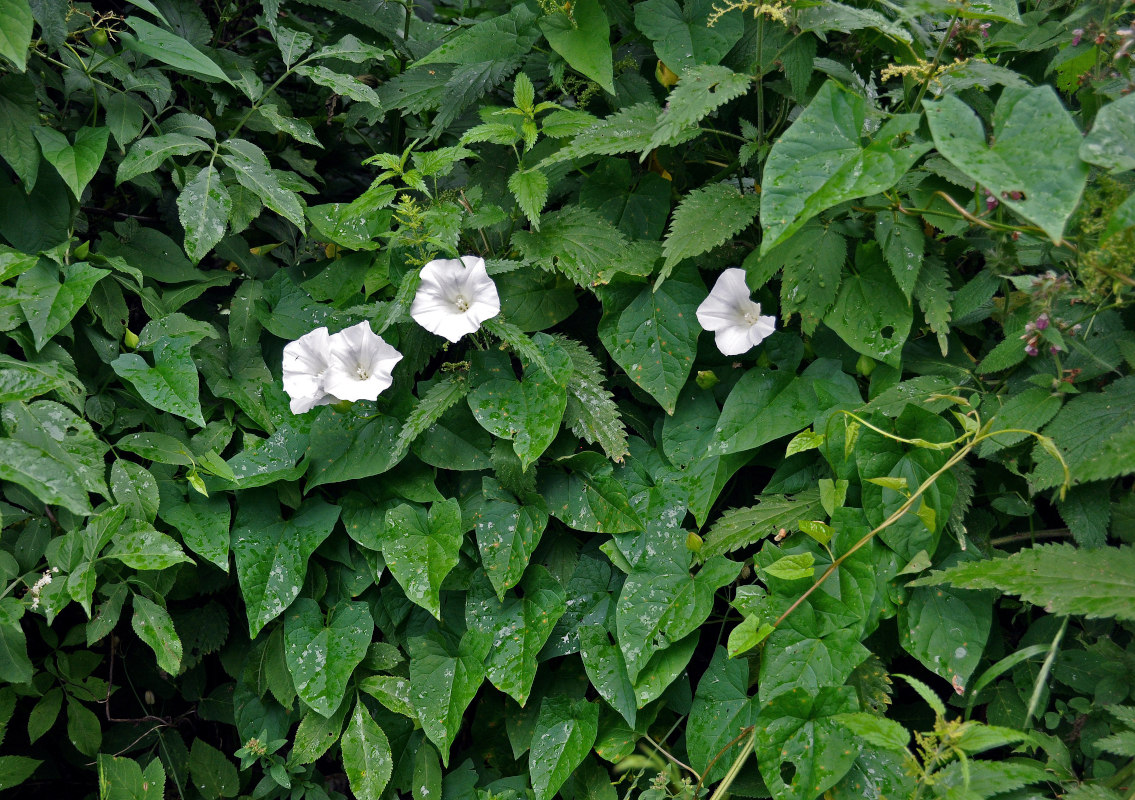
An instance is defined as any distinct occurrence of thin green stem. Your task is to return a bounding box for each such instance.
[912,11,960,111]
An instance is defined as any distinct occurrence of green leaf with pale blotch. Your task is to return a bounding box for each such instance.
[468,335,571,469]
[112,336,205,426]
[925,87,1087,243]
[540,0,613,94]
[381,500,463,620]
[466,567,566,705]
[660,182,759,283]
[538,453,642,533]
[232,493,339,636]
[341,700,393,800]
[578,624,636,727]
[131,595,182,674]
[598,265,703,414]
[178,164,230,263]
[157,492,229,571]
[912,543,1135,622]
[0,437,90,515]
[1082,95,1135,173]
[117,133,212,184]
[408,631,487,765]
[761,81,930,253]
[474,478,548,600]
[284,599,372,717]
[529,696,599,800]
[899,566,991,693]
[32,126,108,199]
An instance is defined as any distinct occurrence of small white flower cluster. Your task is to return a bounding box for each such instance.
[283,256,500,412]
[696,268,777,356]
[28,567,60,611]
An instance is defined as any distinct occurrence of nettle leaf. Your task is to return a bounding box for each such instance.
[701,491,823,558]
[508,168,549,229]
[650,65,751,151]
[760,80,931,254]
[381,499,463,620]
[1081,93,1135,173]
[32,126,109,199]
[528,696,599,800]
[660,182,760,282]
[131,594,182,674]
[474,478,549,600]
[232,493,340,636]
[539,0,613,94]
[465,567,566,705]
[284,599,373,717]
[875,211,925,300]
[117,133,212,185]
[112,336,206,426]
[513,206,656,287]
[178,164,231,263]
[392,375,470,464]
[555,335,629,463]
[541,102,661,165]
[341,700,393,800]
[925,87,1087,243]
[912,543,1135,623]
[746,219,847,334]
[408,631,487,766]
[17,260,110,351]
[633,0,743,71]
[598,265,704,414]
[823,242,913,368]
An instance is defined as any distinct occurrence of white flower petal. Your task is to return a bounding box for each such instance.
[323,322,403,402]
[715,325,757,356]
[411,254,501,342]
[748,313,777,347]
[282,327,333,414]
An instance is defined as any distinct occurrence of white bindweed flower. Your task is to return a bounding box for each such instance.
[282,326,336,414]
[410,255,501,342]
[696,268,777,356]
[323,321,403,402]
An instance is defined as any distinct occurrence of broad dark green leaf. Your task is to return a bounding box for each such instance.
[540,0,613,93]
[466,567,566,705]
[538,453,643,534]
[753,687,858,800]
[117,134,211,185]
[578,624,636,727]
[284,599,373,717]
[528,696,599,800]
[32,126,109,199]
[158,491,230,571]
[220,139,305,228]
[598,265,704,414]
[178,165,231,263]
[0,0,33,71]
[381,499,463,620]
[0,437,90,515]
[232,493,340,636]
[121,17,235,85]
[112,336,205,426]
[824,243,913,367]
[761,81,931,253]
[925,87,1087,243]
[687,647,759,784]
[188,739,238,799]
[408,631,487,765]
[633,0,743,71]
[17,260,109,351]
[474,478,548,600]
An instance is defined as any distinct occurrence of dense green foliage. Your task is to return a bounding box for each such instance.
[0,0,1134,798]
